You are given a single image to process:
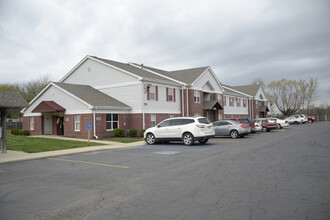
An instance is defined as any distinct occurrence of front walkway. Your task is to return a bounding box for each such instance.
[0,135,145,164]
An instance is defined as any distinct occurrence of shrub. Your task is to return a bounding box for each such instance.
[139,129,145,137]
[22,130,31,136]
[113,128,125,137]
[11,129,30,136]
[128,128,138,137]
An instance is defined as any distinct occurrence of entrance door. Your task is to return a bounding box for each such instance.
[56,117,64,135]
[43,113,53,135]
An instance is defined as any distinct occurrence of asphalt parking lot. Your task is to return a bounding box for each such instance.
[1,123,330,220]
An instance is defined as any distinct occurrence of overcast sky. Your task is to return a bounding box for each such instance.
[1,0,329,103]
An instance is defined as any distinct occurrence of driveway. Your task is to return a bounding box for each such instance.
[1,123,330,219]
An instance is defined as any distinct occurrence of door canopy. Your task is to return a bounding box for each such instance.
[32,101,66,113]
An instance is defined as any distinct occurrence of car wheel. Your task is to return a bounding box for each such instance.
[308,119,313,123]
[262,127,267,132]
[277,123,282,129]
[199,139,208,144]
[230,130,239,139]
[294,121,299,125]
[182,133,194,146]
[146,133,156,145]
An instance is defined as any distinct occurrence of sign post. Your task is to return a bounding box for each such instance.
[87,122,92,146]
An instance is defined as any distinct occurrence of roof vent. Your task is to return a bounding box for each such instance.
[141,64,143,69]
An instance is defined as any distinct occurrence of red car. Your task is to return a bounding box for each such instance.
[254,118,277,132]
[307,116,316,123]
[225,117,256,133]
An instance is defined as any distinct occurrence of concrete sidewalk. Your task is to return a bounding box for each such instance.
[0,136,145,164]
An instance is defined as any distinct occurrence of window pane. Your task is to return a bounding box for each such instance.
[106,122,111,130]
[106,114,111,122]
[113,114,118,121]
[113,122,118,129]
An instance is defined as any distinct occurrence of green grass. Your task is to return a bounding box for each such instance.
[106,138,143,143]
[6,132,105,153]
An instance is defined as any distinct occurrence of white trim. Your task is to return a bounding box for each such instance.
[51,83,93,109]
[191,67,225,93]
[60,56,143,83]
[94,81,140,90]
[129,63,187,86]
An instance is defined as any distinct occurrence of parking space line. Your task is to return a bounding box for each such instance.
[47,158,129,169]
[0,170,5,173]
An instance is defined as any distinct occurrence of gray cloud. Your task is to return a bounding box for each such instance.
[0,0,329,103]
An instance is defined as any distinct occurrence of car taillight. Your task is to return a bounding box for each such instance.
[196,124,205,128]
[255,124,259,127]
[240,124,245,128]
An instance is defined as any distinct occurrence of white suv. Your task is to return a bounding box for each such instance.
[144,117,215,146]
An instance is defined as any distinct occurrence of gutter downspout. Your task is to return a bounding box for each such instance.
[181,86,185,117]
[93,111,99,139]
[186,87,189,117]
[141,81,145,129]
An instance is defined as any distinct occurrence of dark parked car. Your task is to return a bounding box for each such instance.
[225,117,256,133]
[213,120,250,138]
[254,118,277,132]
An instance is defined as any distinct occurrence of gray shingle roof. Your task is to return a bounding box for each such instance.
[91,57,179,85]
[160,67,209,85]
[0,91,28,109]
[231,85,261,97]
[222,84,251,97]
[52,82,131,110]
[129,63,209,85]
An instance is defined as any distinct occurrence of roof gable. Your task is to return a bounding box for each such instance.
[52,82,131,109]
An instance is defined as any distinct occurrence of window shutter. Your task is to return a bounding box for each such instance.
[166,87,169,102]
[174,88,176,102]
[147,87,150,100]
[156,86,158,101]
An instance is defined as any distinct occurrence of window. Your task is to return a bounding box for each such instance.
[218,113,222,120]
[194,90,200,103]
[224,96,226,106]
[106,114,119,130]
[74,114,80,131]
[229,97,235,107]
[149,86,156,100]
[217,94,222,105]
[237,98,241,107]
[151,114,156,127]
[30,117,34,130]
[158,120,171,127]
[243,99,247,107]
[168,88,174,102]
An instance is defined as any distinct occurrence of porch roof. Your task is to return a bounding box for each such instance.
[32,101,66,113]
[203,101,223,110]
[259,105,270,112]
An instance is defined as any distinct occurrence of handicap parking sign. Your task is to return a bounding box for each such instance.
[87,122,92,131]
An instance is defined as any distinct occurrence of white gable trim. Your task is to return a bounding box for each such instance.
[191,67,225,93]
[255,87,268,101]
[21,82,93,113]
[59,56,143,83]
[51,83,93,109]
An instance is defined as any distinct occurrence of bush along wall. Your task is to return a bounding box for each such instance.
[11,129,30,136]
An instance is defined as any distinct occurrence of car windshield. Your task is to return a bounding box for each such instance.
[198,118,211,124]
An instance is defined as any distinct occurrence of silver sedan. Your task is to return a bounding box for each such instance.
[213,120,250,138]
